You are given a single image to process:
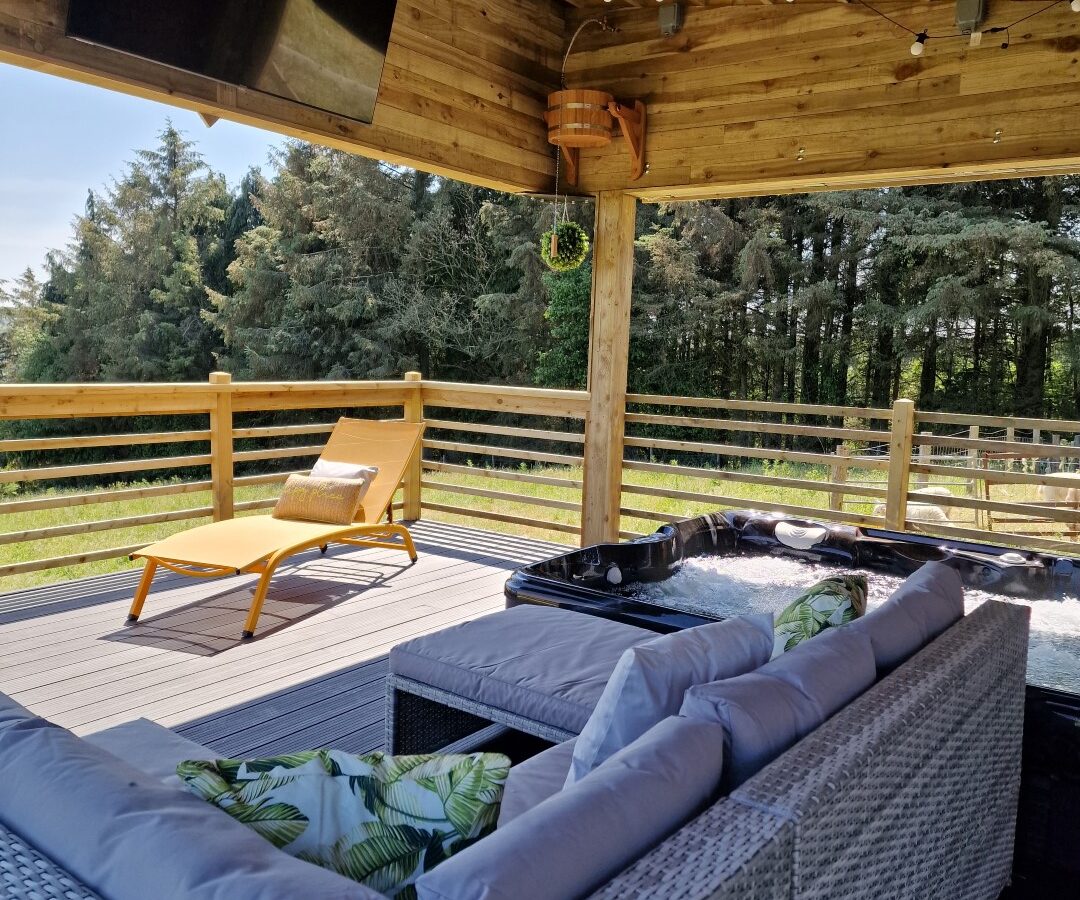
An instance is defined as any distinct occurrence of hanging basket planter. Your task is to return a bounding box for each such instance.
[541,221,590,272]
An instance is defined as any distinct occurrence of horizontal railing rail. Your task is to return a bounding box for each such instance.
[620,394,895,539]
[420,380,587,539]
[2,374,1079,588]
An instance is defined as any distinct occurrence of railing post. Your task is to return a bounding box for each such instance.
[884,398,915,531]
[829,448,849,512]
[402,371,423,521]
[581,191,636,546]
[209,371,234,521]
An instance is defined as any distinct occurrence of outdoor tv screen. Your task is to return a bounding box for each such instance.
[66,0,399,124]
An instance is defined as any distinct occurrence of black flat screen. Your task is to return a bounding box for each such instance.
[66,1,398,124]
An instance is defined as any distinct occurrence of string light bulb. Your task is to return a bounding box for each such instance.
[910,32,928,56]
[1072,0,1080,12]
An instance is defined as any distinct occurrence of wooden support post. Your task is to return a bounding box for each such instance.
[209,372,234,522]
[402,371,423,521]
[1006,426,1016,471]
[916,432,931,488]
[829,448,849,512]
[581,191,636,546]
[884,399,915,532]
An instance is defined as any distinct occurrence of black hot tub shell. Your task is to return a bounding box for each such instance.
[504,509,1080,633]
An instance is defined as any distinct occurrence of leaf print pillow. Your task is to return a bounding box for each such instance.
[178,749,510,899]
[772,574,868,657]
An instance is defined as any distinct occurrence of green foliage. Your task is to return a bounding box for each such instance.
[773,574,868,653]
[5,124,1080,423]
[535,263,591,389]
[540,221,590,272]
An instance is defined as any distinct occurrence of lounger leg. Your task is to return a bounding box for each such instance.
[241,552,286,640]
[391,524,418,562]
[126,559,158,624]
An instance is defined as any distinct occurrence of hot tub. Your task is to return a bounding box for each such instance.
[504,509,1080,695]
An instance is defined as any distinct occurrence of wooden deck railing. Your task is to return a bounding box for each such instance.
[0,374,588,582]
[1,374,1079,585]
[620,394,1080,554]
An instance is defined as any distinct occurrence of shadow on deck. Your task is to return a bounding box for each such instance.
[0,520,566,756]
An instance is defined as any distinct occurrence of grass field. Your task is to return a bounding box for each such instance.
[0,458,1067,593]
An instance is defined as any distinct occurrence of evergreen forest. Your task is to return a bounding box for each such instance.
[4,124,1080,419]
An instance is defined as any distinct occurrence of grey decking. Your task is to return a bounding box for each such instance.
[0,521,565,757]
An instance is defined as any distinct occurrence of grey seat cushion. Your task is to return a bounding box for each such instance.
[498,738,577,826]
[415,715,727,900]
[0,693,381,900]
[390,605,653,733]
[84,718,214,787]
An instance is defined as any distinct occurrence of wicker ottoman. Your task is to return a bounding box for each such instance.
[385,604,653,753]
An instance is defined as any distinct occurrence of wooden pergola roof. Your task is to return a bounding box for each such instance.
[3,1,1078,200]
[1,0,1079,544]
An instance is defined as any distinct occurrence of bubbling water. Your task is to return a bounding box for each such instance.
[623,555,1080,694]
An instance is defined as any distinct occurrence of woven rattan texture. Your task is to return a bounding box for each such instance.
[386,673,576,753]
[0,822,103,900]
[734,600,1027,900]
[589,801,793,900]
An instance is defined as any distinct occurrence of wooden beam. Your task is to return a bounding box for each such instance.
[884,399,915,531]
[567,0,1080,197]
[581,191,636,546]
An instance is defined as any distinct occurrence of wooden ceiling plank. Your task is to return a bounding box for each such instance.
[567,0,1080,196]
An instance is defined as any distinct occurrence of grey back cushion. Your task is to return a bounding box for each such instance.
[84,717,214,787]
[0,694,379,900]
[848,561,964,672]
[415,715,727,900]
[498,737,577,827]
[566,613,773,785]
[681,626,876,789]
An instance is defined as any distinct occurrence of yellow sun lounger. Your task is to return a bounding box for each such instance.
[126,418,424,640]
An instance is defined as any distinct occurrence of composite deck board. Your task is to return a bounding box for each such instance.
[0,521,565,756]
[3,553,506,679]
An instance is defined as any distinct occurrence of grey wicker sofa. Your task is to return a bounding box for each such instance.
[591,598,1029,899]
[0,600,1028,900]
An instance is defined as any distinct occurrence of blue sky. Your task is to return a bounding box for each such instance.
[0,63,283,287]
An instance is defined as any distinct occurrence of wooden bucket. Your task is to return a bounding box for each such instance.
[545,89,615,148]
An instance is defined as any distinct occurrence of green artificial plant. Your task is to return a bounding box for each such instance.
[541,221,590,272]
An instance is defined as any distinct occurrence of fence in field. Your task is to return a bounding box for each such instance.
[2,376,1080,584]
